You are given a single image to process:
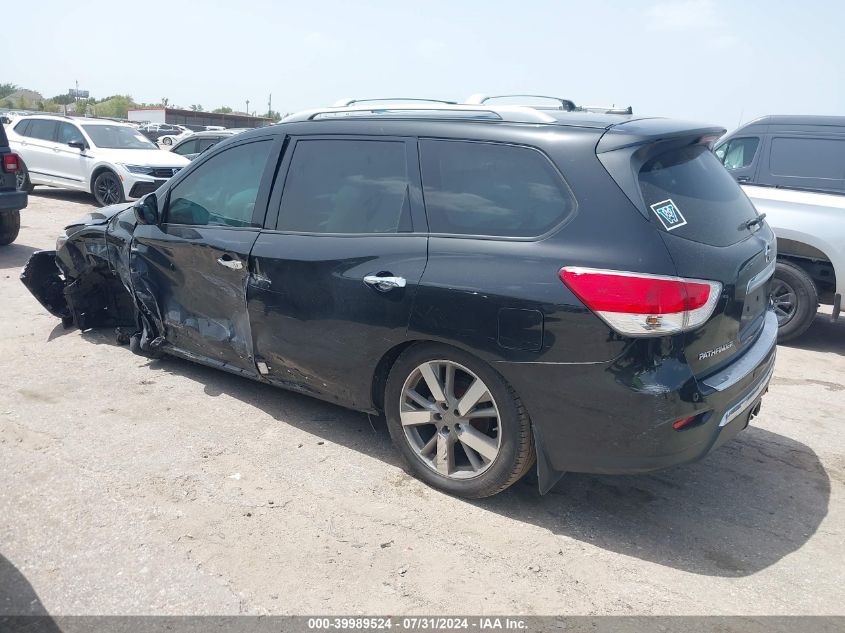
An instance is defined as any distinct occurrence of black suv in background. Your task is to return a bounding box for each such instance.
[0,120,27,244]
[22,99,777,498]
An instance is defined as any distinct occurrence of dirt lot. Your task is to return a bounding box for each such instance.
[1,191,844,616]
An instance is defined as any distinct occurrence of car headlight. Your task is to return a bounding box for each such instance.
[119,164,154,175]
[56,230,68,251]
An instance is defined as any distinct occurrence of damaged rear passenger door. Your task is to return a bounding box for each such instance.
[131,136,279,375]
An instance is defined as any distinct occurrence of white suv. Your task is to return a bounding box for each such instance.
[8,115,190,207]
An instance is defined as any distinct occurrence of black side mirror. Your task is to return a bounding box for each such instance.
[68,140,86,151]
[134,193,159,225]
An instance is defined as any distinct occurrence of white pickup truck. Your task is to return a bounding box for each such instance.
[715,115,844,342]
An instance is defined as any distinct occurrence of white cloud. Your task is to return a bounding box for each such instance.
[647,0,719,30]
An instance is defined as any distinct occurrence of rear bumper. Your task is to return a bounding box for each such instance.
[0,190,27,212]
[497,310,778,486]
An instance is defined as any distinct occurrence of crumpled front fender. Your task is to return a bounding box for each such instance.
[20,250,70,319]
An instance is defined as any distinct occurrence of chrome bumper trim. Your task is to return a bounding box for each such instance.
[718,362,775,428]
[702,310,778,393]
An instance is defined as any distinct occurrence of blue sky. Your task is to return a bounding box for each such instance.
[8,0,844,130]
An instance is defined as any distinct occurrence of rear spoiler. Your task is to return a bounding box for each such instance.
[596,120,727,220]
[597,119,725,153]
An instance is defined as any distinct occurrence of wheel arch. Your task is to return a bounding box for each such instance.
[776,236,837,294]
[89,164,121,195]
[370,338,555,493]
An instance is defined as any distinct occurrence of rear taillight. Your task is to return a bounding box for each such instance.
[559,267,722,336]
[2,153,20,174]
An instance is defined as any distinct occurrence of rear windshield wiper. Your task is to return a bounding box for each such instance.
[741,213,767,231]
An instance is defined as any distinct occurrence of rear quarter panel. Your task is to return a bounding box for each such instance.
[409,127,681,365]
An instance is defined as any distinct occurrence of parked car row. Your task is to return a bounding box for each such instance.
[20,96,779,499]
[7,114,191,206]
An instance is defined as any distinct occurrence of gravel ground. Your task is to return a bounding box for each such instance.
[1,191,844,616]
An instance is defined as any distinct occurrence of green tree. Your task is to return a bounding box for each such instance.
[212,106,233,114]
[190,104,203,111]
[49,93,75,106]
[0,83,18,100]
[93,95,136,118]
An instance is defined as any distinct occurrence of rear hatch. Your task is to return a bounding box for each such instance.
[597,119,775,376]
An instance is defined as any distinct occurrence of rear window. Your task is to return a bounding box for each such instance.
[0,121,7,146]
[638,145,758,247]
[419,139,574,238]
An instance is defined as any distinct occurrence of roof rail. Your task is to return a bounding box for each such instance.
[332,97,458,107]
[282,103,558,124]
[465,94,576,112]
[578,105,633,115]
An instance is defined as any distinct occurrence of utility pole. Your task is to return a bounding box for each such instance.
[268,93,272,118]
[75,80,79,112]
[246,99,250,116]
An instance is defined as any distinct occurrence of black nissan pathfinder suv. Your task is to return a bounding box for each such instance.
[21,97,777,498]
[0,118,27,244]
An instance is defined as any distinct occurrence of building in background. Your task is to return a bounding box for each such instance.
[127,107,272,129]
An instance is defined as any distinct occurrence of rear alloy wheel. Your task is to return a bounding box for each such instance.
[0,210,21,245]
[92,171,124,207]
[771,260,818,343]
[162,137,173,146]
[385,344,535,498]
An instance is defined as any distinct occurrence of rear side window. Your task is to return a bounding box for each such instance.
[770,137,845,180]
[715,137,759,170]
[27,119,57,142]
[638,145,758,247]
[276,139,411,234]
[419,139,574,238]
[13,120,30,137]
[0,121,7,146]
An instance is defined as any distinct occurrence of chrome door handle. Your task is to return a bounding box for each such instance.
[364,275,406,291]
[217,256,243,270]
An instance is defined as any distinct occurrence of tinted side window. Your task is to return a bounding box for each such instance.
[419,140,574,238]
[715,137,759,170]
[167,140,272,227]
[13,120,30,137]
[173,138,199,155]
[276,139,410,234]
[57,122,85,145]
[770,137,845,180]
[28,120,57,142]
[198,138,220,152]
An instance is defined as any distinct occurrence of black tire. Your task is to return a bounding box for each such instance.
[772,260,818,343]
[0,210,21,245]
[162,137,172,146]
[384,343,535,499]
[16,160,34,194]
[92,170,124,207]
